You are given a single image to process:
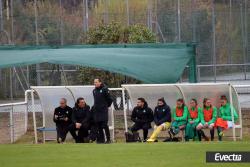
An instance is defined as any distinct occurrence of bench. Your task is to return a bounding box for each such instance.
[36,126,115,143]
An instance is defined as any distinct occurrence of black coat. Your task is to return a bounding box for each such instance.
[92,84,113,122]
[131,104,154,124]
[53,106,73,125]
[154,104,171,126]
[72,105,90,128]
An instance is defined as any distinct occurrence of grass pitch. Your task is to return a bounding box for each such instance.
[0,142,249,167]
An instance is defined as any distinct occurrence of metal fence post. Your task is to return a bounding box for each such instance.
[122,88,128,132]
[10,0,14,43]
[229,84,236,141]
[126,0,130,26]
[34,0,41,86]
[31,90,38,144]
[240,2,247,80]
[83,0,89,32]
[9,68,14,143]
[0,0,3,31]
[197,66,201,82]
[177,0,181,42]
[212,0,217,82]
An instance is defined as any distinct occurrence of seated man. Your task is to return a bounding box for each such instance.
[69,97,91,143]
[215,95,238,141]
[130,98,154,142]
[196,98,217,141]
[147,98,171,142]
[53,98,77,143]
[168,98,188,138]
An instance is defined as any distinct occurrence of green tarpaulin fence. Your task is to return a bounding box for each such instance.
[0,43,196,83]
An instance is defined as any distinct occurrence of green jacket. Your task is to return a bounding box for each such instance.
[187,107,202,124]
[200,106,217,125]
[219,103,238,122]
[173,106,188,121]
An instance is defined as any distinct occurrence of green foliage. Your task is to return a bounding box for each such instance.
[85,22,156,44]
[38,18,61,45]
[124,24,156,43]
[86,22,123,44]
[77,22,155,86]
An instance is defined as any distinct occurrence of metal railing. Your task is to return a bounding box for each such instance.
[181,64,250,83]
[197,64,250,82]
[0,90,32,143]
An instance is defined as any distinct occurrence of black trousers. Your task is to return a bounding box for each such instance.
[56,124,68,142]
[89,123,98,142]
[55,123,77,142]
[96,121,110,143]
[131,123,151,140]
[68,123,89,143]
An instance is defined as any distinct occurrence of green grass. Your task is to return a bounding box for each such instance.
[0,142,249,167]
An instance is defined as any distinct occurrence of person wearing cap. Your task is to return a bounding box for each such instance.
[147,98,171,142]
[196,98,217,141]
[130,97,154,142]
[215,95,238,141]
[185,99,202,141]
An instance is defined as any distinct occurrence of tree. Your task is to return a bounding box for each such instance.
[77,22,156,87]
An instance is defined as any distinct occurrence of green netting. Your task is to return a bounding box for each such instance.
[0,43,195,83]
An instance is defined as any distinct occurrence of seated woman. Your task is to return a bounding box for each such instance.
[69,97,91,143]
[215,95,238,141]
[169,98,188,138]
[185,99,202,141]
[130,98,154,142]
[196,98,217,141]
[147,98,171,142]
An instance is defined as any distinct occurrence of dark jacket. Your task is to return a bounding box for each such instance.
[72,105,90,128]
[53,105,73,125]
[92,84,113,122]
[131,103,154,124]
[154,104,171,126]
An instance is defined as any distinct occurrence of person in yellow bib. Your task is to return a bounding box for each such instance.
[215,95,238,141]
[185,99,202,141]
[147,98,171,142]
[196,98,217,141]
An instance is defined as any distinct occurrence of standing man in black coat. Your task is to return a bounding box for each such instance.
[93,78,113,144]
[53,98,77,143]
[130,98,154,142]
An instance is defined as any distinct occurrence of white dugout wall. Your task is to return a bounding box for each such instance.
[30,86,115,143]
[0,83,243,143]
[122,83,242,141]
